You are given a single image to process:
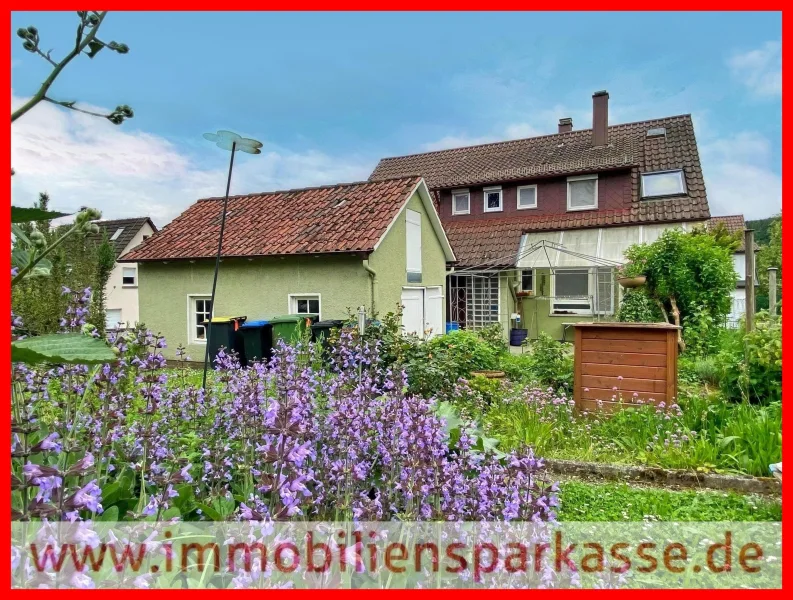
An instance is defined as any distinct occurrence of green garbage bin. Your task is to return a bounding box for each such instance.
[310,319,345,344]
[270,314,317,346]
[203,316,247,365]
[238,320,272,365]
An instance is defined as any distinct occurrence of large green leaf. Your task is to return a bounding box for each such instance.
[11,249,52,279]
[11,333,116,365]
[11,224,31,246]
[11,206,71,223]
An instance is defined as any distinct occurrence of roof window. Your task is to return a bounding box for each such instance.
[641,170,686,198]
[646,127,666,138]
[110,228,124,241]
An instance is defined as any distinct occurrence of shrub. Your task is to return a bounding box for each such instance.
[617,288,663,323]
[525,333,573,392]
[717,312,782,404]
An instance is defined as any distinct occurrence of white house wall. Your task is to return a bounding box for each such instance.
[106,222,155,328]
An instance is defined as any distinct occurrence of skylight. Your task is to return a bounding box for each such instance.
[641,170,686,198]
[646,127,666,138]
[110,228,124,241]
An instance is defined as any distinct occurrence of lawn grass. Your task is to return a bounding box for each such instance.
[556,480,781,522]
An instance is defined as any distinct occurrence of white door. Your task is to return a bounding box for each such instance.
[401,288,424,336]
[424,286,443,338]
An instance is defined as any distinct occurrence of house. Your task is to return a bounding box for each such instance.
[370,91,712,342]
[90,217,157,330]
[709,214,757,326]
[119,176,455,360]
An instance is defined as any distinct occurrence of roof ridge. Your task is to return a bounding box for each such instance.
[376,114,693,163]
[197,175,420,202]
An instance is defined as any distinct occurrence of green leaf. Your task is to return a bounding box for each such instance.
[97,506,119,521]
[86,40,105,58]
[162,506,181,520]
[12,333,117,365]
[11,224,31,246]
[11,206,71,223]
[195,503,223,521]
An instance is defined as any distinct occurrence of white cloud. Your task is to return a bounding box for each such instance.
[728,41,782,97]
[700,131,781,219]
[11,95,374,227]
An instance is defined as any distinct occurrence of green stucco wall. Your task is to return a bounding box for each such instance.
[452,267,619,343]
[517,267,618,341]
[137,189,449,359]
[368,192,448,319]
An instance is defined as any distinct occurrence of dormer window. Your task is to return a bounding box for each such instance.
[483,186,503,213]
[451,189,470,215]
[567,174,598,211]
[641,170,686,198]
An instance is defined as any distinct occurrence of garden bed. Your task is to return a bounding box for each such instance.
[547,458,781,496]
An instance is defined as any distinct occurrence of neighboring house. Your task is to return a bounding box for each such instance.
[709,214,757,326]
[119,177,455,360]
[370,91,712,341]
[90,218,157,330]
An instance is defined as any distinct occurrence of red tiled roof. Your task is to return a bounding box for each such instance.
[121,177,423,262]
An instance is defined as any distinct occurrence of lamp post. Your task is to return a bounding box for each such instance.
[201,130,262,390]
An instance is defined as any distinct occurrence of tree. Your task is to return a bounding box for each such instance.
[90,233,117,337]
[756,215,782,308]
[623,228,737,353]
[12,199,105,335]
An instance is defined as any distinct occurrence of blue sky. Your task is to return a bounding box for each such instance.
[11,11,782,224]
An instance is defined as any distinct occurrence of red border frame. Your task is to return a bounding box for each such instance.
[3,5,788,596]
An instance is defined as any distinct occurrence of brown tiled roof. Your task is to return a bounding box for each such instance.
[121,177,423,262]
[709,214,752,251]
[371,114,711,267]
[371,115,706,198]
[88,217,157,259]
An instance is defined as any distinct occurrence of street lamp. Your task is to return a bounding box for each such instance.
[201,130,262,389]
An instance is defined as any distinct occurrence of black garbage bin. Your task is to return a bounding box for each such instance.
[310,319,346,344]
[238,320,273,365]
[203,316,247,365]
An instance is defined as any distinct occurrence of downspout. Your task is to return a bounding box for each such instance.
[363,258,377,315]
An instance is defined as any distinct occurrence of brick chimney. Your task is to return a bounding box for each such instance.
[592,90,609,146]
[558,117,573,133]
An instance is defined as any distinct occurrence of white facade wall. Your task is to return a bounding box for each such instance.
[105,222,155,329]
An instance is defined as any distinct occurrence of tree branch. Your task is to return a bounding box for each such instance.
[669,296,685,353]
[43,96,112,120]
[11,11,107,123]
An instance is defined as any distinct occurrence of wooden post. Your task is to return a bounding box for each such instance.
[744,229,755,333]
[768,267,778,318]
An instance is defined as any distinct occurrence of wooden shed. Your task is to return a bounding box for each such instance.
[572,322,680,413]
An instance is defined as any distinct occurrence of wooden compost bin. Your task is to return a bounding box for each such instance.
[572,322,680,413]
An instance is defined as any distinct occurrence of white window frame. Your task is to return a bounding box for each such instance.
[566,174,598,212]
[451,188,470,215]
[520,269,535,293]
[516,184,538,210]
[121,266,137,287]
[483,186,503,213]
[640,169,686,198]
[551,268,593,315]
[187,294,213,345]
[288,293,322,319]
[106,308,123,331]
